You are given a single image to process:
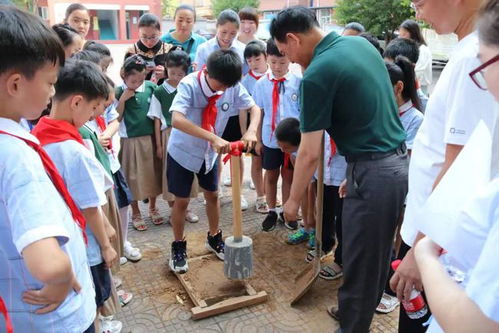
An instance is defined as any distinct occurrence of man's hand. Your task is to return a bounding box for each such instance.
[22,274,81,314]
[120,89,135,102]
[283,199,300,223]
[338,179,347,198]
[390,248,423,301]
[102,245,118,269]
[241,129,257,151]
[211,136,231,154]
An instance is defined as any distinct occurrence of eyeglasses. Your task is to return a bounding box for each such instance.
[140,35,159,41]
[469,54,499,90]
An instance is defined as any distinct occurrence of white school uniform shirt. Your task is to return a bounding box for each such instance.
[0,118,96,333]
[147,81,176,131]
[44,140,113,266]
[253,71,302,149]
[194,37,248,74]
[168,71,255,174]
[401,32,497,246]
[416,44,433,88]
[399,101,424,150]
[241,69,266,96]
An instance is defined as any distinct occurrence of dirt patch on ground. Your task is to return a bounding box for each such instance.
[185,231,211,258]
[181,256,248,303]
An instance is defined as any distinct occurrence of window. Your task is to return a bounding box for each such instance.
[38,6,49,20]
[317,8,331,29]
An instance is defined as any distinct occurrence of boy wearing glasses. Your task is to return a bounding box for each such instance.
[392,1,496,332]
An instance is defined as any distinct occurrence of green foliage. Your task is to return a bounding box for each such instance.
[11,0,36,12]
[335,0,413,40]
[162,0,178,18]
[211,0,260,18]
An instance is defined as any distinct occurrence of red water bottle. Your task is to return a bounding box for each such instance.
[392,259,428,319]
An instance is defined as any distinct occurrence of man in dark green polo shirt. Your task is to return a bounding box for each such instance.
[271,7,409,333]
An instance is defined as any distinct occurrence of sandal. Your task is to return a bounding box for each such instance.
[149,208,164,225]
[132,214,147,231]
[320,264,343,280]
[376,292,400,314]
[117,289,133,307]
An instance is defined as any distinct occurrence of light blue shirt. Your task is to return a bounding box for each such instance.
[314,132,347,186]
[44,140,113,266]
[399,101,424,150]
[168,71,254,174]
[0,118,95,333]
[194,37,248,75]
[241,70,266,96]
[161,30,207,64]
[253,72,302,148]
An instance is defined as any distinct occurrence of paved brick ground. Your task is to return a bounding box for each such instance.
[114,157,399,333]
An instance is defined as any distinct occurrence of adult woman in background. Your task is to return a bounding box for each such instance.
[64,3,90,44]
[161,5,207,64]
[415,1,499,332]
[238,7,259,44]
[399,19,433,95]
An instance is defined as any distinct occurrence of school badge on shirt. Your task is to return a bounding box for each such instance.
[221,102,230,112]
[291,93,298,102]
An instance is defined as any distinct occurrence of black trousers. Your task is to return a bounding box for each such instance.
[338,152,409,333]
[322,184,343,266]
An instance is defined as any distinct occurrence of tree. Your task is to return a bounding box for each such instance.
[211,0,260,18]
[11,0,37,12]
[335,0,413,41]
[162,0,178,18]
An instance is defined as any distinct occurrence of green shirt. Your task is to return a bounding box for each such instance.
[116,81,157,138]
[300,32,406,155]
[153,84,177,127]
[79,125,112,177]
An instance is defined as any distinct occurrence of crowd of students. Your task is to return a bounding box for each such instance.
[0,1,497,333]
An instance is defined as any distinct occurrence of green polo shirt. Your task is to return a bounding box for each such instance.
[300,32,406,155]
[153,85,176,127]
[116,81,157,138]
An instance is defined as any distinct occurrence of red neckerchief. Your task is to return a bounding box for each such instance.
[95,116,112,150]
[198,68,222,133]
[270,74,286,141]
[0,296,13,333]
[0,128,87,244]
[283,152,291,169]
[328,137,337,166]
[399,103,414,118]
[32,116,84,146]
[248,70,264,80]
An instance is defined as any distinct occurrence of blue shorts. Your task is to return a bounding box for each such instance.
[262,145,284,170]
[90,263,111,308]
[167,154,219,198]
[112,168,132,208]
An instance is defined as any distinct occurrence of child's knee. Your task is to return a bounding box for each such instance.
[266,169,280,182]
[203,190,218,202]
[173,198,190,210]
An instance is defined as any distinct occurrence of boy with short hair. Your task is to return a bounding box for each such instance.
[0,6,95,332]
[31,59,120,331]
[384,38,429,111]
[167,49,261,273]
[241,39,269,214]
[253,38,302,232]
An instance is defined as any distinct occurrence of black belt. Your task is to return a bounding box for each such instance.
[345,143,407,163]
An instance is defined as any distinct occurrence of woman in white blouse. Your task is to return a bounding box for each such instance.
[399,19,433,95]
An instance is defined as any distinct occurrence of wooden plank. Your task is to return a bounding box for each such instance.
[191,291,268,320]
[175,273,207,308]
[244,282,257,296]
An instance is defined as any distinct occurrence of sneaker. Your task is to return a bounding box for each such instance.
[119,257,127,265]
[206,230,225,260]
[240,195,249,211]
[307,229,316,249]
[279,212,298,230]
[117,289,133,307]
[286,228,309,245]
[262,211,278,232]
[100,318,122,333]
[169,240,188,274]
[124,241,142,262]
[255,196,269,214]
[223,176,231,187]
[185,210,199,223]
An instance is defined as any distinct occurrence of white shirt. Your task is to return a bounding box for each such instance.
[0,118,95,333]
[415,44,433,88]
[45,140,113,266]
[401,32,497,246]
[194,37,248,75]
[252,71,302,149]
[314,132,347,186]
[168,71,254,173]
